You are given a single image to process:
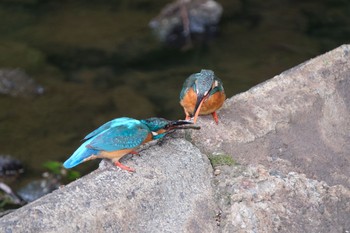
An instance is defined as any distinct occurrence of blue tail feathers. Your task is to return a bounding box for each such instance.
[63,140,99,169]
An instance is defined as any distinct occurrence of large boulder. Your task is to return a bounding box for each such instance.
[0,139,217,233]
[192,44,350,188]
[0,44,349,232]
[191,44,350,232]
[213,164,350,232]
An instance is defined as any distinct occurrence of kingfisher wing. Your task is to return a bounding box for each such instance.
[180,74,197,100]
[83,117,137,140]
[87,123,150,151]
[63,118,144,169]
[209,76,225,96]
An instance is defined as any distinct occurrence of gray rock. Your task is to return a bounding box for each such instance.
[191,44,350,232]
[149,0,223,47]
[0,69,44,97]
[0,155,24,177]
[17,178,61,203]
[214,164,350,232]
[1,45,350,233]
[0,139,217,233]
[192,44,350,188]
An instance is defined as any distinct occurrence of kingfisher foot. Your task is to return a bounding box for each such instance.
[114,161,135,172]
[212,112,219,124]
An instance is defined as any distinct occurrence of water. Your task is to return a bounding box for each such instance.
[0,0,349,187]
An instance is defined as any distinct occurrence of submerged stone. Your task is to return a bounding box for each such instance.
[0,69,44,97]
[149,0,223,48]
[0,155,24,178]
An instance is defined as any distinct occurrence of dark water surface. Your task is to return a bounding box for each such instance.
[0,0,349,186]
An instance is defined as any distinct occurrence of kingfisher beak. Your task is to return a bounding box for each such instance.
[165,120,200,130]
[192,93,209,124]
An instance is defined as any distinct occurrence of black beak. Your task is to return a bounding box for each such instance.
[192,91,211,123]
[165,120,200,130]
[193,93,205,117]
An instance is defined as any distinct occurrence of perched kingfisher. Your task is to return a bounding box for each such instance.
[63,117,193,172]
[180,69,226,124]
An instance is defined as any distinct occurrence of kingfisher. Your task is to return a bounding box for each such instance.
[63,117,194,172]
[180,69,226,124]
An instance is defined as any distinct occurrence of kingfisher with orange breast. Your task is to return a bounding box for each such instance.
[180,69,226,124]
[63,117,194,172]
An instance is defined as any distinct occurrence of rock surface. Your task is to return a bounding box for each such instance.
[192,44,350,232]
[0,139,217,233]
[149,0,223,48]
[214,165,350,232]
[1,45,350,232]
[0,69,44,97]
[192,44,350,188]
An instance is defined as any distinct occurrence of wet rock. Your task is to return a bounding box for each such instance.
[0,156,26,211]
[0,182,25,209]
[0,155,24,178]
[17,178,60,203]
[0,69,44,97]
[149,0,223,48]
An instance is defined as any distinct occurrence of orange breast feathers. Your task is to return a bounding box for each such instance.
[180,88,226,116]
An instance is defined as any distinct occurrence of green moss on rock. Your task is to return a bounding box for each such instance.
[208,154,236,167]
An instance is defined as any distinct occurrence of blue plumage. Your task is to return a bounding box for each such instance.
[63,117,148,169]
[63,140,99,169]
[63,117,193,171]
[83,117,138,140]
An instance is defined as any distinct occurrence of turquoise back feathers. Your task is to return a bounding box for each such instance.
[63,117,191,169]
[180,69,224,101]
